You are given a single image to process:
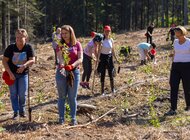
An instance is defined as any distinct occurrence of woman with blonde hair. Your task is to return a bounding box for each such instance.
[165,26,190,116]
[2,29,35,119]
[55,25,83,125]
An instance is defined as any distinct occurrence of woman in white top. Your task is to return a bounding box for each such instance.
[97,25,119,95]
[165,26,190,116]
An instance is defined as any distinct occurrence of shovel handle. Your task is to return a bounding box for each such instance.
[117,66,120,74]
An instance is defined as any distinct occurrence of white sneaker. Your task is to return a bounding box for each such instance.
[112,89,116,94]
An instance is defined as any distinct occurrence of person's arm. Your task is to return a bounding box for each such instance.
[111,42,119,63]
[93,43,99,61]
[167,28,171,39]
[71,43,83,68]
[17,44,36,73]
[16,57,35,73]
[169,50,175,57]
[147,27,151,36]
[145,49,151,60]
[2,56,15,80]
[71,51,83,68]
[56,47,64,67]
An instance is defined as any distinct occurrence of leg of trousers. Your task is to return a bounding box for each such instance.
[150,36,152,44]
[107,56,114,92]
[9,74,28,114]
[181,63,190,107]
[82,54,92,82]
[170,63,181,110]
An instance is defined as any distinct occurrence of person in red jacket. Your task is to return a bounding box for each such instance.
[148,43,156,64]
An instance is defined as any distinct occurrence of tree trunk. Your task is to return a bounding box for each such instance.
[184,0,188,25]
[2,1,7,51]
[156,0,159,26]
[165,0,169,27]
[161,0,165,27]
[24,0,27,29]
[44,0,47,42]
[83,0,86,35]
[7,0,10,45]
[16,0,20,29]
[129,2,133,31]
[172,0,175,23]
[147,0,150,25]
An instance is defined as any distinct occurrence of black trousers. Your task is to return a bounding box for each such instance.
[82,53,92,82]
[97,53,114,83]
[170,62,190,110]
[147,35,152,44]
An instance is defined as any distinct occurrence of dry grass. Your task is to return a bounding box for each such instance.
[1,27,190,139]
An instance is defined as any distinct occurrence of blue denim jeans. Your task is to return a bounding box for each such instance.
[56,68,80,123]
[9,74,28,114]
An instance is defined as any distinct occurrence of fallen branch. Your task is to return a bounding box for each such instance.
[43,123,51,136]
[63,107,117,129]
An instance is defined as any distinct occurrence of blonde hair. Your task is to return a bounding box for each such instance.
[175,26,188,35]
[61,25,77,46]
[16,28,28,38]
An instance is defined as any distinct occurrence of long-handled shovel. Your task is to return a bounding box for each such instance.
[28,69,32,122]
[91,44,102,94]
[91,61,98,94]
[117,65,121,74]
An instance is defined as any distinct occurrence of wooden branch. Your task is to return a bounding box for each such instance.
[63,107,117,129]
[77,104,97,110]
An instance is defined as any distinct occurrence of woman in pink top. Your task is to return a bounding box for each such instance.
[80,33,103,89]
[56,25,83,125]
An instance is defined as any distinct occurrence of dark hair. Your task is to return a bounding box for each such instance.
[174,27,182,32]
[93,33,104,42]
[151,43,156,49]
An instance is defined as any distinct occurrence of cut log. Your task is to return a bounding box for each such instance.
[77,104,97,114]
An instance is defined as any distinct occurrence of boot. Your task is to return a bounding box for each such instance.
[110,80,116,94]
[140,60,144,65]
[144,59,147,65]
[101,82,105,95]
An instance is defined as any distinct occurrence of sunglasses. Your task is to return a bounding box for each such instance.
[174,28,182,31]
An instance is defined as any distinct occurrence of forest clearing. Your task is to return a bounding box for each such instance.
[1,27,190,140]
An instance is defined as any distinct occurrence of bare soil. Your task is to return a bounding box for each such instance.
[1,28,190,140]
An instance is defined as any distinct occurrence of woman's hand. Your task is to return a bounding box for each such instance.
[16,64,26,73]
[9,72,16,81]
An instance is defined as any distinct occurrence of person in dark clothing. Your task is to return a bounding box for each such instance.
[166,23,176,45]
[97,25,119,96]
[2,29,35,120]
[146,23,154,44]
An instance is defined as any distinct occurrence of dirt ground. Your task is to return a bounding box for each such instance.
[1,27,190,140]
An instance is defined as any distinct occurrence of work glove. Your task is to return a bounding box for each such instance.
[64,65,74,71]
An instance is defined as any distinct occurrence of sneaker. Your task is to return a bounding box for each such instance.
[71,120,77,126]
[140,60,144,65]
[80,82,86,88]
[112,89,116,94]
[84,82,90,89]
[59,119,64,125]
[12,113,18,120]
[164,109,177,116]
[102,92,105,96]
[19,112,26,118]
